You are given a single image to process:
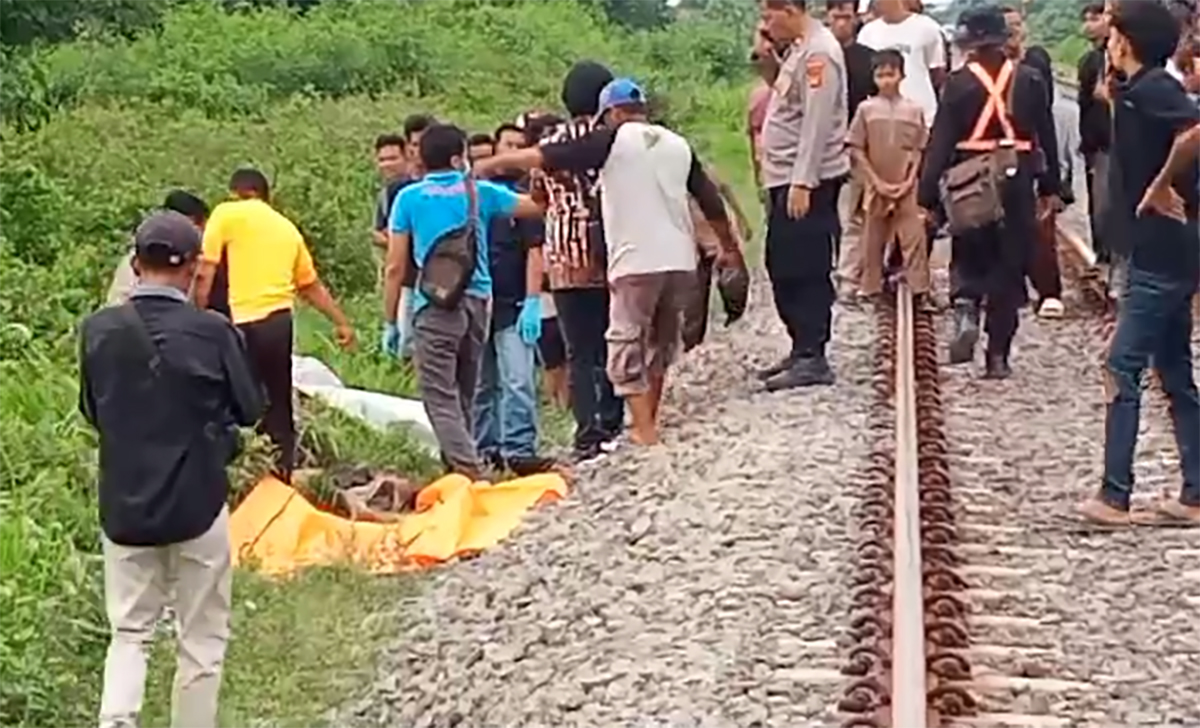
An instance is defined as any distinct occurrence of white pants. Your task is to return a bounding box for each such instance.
[99,507,232,728]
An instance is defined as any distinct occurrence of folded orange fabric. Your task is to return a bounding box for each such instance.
[229,473,567,575]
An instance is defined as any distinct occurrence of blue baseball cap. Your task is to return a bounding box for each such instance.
[596,78,646,119]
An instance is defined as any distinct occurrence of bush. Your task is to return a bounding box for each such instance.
[0,1,755,725]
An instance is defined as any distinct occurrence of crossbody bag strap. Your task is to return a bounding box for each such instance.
[464,172,479,235]
[115,302,163,377]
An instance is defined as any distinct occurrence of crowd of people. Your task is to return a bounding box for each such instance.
[747,0,1197,522]
[73,0,1200,724]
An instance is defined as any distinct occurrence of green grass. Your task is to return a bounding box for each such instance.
[142,568,416,728]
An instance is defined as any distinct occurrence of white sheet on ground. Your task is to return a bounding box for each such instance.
[291,356,437,455]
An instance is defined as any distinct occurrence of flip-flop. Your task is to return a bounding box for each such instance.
[1130,505,1200,529]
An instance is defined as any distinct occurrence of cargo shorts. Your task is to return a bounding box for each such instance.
[606,271,692,397]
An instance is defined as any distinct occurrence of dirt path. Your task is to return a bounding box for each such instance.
[344,275,877,728]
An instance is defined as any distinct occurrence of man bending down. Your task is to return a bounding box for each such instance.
[476,78,745,446]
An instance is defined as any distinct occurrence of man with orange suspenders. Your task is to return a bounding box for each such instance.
[917,5,1061,379]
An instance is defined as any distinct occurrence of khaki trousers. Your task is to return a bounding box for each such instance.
[836,177,866,290]
[99,507,232,728]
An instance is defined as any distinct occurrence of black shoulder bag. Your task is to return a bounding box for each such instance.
[418,174,479,309]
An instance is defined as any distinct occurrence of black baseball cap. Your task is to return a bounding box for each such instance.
[134,210,201,267]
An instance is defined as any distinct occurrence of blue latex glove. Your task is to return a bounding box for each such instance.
[517,295,542,345]
[381,321,401,357]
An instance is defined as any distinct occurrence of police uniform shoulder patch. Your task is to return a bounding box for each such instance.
[806,57,826,89]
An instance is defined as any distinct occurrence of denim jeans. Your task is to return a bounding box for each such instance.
[397,287,416,360]
[1101,267,1200,510]
[474,324,539,460]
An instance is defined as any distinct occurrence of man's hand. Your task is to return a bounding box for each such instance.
[335,323,356,350]
[1137,176,1186,222]
[716,246,746,272]
[381,321,401,356]
[1036,194,1064,221]
[787,185,811,219]
[517,296,543,346]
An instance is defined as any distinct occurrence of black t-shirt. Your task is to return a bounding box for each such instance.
[844,41,878,122]
[1108,67,1200,281]
[377,176,419,288]
[487,176,544,331]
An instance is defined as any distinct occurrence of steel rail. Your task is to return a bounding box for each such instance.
[891,283,929,728]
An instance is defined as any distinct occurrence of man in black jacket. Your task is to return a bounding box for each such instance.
[1078,3,1114,266]
[919,5,1061,379]
[80,211,263,728]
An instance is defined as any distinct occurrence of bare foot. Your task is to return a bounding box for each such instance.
[630,428,660,446]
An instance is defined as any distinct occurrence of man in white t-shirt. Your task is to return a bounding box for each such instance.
[857,0,947,125]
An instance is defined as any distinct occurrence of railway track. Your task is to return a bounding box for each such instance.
[833,218,1200,727]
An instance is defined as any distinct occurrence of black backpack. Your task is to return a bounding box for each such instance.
[418,174,479,309]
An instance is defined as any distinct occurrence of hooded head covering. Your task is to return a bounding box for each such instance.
[561,61,615,118]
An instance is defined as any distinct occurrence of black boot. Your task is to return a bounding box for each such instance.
[756,353,798,381]
[948,299,980,365]
[764,354,835,391]
[983,353,1012,379]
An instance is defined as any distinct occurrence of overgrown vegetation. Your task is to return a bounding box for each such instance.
[0,1,756,725]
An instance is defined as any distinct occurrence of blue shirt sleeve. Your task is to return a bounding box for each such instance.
[478,180,520,220]
[389,187,413,234]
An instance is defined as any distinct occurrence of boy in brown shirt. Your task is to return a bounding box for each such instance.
[848,49,930,301]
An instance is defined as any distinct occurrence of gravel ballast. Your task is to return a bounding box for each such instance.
[346,276,877,728]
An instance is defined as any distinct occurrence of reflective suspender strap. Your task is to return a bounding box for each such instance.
[956,60,1033,152]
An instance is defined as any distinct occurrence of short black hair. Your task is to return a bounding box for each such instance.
[229,167,270,202]
[825,0,855,10]
[872,48,906,73]
[494,123,524,142]
[999,5,1021,15]
[468,132,495,148]
[1110,0,1181,67]
[419,124,468,171]
[402,114,436,142]
[374,133,406,152]
[162,189,208,224]
[765,0,807,9]
[1081,2,1106,18]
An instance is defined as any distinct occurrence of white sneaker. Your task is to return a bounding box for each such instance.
[1037,298,1065,319]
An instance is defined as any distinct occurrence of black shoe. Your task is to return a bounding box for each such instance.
[764,355,835,391]
[948,300,980,365]
[505,455,560,477]
[983,354,1011,380]
[756,354,798,381]
[571,444,607,466]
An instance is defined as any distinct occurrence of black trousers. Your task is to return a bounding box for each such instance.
[1084,152,1109,262]
[554,287,624,450]
[238,309,295,481]
[949,176,1037,358]
[765,179,844,358]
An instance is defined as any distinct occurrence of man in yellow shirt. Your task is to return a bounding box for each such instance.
[194,168,355,481]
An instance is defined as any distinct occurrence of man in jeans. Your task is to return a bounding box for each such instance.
[1078,0,1200,526]
[194,168,355,482]
[473,122,556,475]
[80,211,263,728]
[383,124,544,479]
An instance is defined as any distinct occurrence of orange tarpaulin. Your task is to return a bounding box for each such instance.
[229,473,567,575]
